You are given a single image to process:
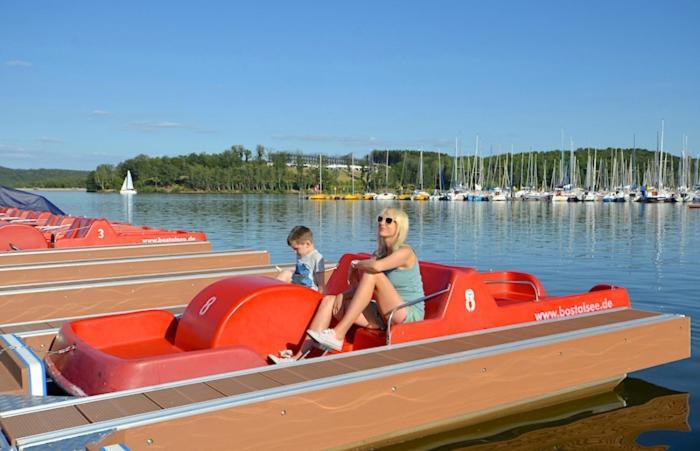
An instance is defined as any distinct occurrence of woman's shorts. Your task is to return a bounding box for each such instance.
[404,303,424,323]
[369,301,424,328]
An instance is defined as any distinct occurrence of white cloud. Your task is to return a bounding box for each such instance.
[91,109,111,116]
[413,138,454,148]
[127,120,187,132]
[126,120,214,133]
[35,137,63,144]
[5,60,32,67]
[272,134,387,147]
[271,134,452,149]
[0,144,34,159]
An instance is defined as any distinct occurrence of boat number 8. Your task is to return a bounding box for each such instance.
[465,289,476,312]
[97,228,104,239]
[199,296,217,316]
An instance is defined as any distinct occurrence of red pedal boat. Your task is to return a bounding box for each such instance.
[0,206,206,251]
[45,253,631,396]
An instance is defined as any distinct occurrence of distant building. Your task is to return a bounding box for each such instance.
[267,152,368,171]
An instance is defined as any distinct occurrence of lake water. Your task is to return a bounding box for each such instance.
[38,191,699,449]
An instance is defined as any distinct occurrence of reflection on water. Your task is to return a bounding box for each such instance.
[122,193,133,224]
[45,195,700,306]
[376,378,690,450]
[35,193,700,447]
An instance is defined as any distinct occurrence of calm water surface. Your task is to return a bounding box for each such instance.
[40,191,699,449]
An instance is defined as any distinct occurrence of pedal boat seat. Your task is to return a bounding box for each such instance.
[45,276,323,396]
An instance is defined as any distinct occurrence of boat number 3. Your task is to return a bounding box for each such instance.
[199,296,217,316]
[465,289,476,312]
[97,228,104,239]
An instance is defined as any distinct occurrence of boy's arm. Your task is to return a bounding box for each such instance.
[314,271,326,293]
[314,256,326,293]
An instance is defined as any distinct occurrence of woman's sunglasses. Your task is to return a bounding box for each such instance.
[377,216,394,225]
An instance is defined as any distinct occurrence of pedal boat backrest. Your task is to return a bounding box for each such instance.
[174,276,323,355]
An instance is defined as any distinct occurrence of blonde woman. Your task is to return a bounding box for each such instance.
[306,207,425,351]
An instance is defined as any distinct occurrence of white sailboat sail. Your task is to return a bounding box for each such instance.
[120,170,137,194]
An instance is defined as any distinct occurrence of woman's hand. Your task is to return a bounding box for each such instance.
[353,257,381,273]
[366,249,413,273]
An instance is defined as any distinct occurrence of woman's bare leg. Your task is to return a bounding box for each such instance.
[294,293,341,359]
[309,294,339,331]
[334,272,405,339]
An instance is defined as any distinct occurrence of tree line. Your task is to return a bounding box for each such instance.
[0,166,89,188]
[85,145,691,193]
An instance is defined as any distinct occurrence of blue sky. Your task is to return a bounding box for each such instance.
[1,1,698,170]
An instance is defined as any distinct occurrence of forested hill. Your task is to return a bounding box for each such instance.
[0,166,89,188]
[87,145,687,194]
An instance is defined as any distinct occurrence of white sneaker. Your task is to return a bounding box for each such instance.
[306,329,343,351]
[268,354,296,364]
[268,349,295,364]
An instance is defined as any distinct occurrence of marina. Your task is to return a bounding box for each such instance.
[0,191,696,448]
[2,2,698,447]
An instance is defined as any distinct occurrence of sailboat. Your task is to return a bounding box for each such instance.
[430,151,446,200]
[411,150,430,201]
[308,154,328,200]
[375,149,397,200]
[639,120,675,203]
[344,154,361,200]
[120,170,137,195]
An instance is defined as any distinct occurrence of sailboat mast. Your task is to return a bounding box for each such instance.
[569,137,575,188]
[509,144,514,196]
[438,151,443,191]
[385,149,389,190]
[659,119,665,188]
[419,150,424,190]
[453,138,458,188]
[472,135,479,189]
[560,129,565,185]
[632,134,637,186]
[351,153,355,194]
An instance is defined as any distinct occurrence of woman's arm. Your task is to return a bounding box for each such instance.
[354,247,413,273]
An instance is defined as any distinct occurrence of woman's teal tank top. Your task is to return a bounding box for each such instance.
[384,260,425,321]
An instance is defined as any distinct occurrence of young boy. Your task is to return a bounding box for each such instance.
[270,226,325,364]
[276,225,325,292]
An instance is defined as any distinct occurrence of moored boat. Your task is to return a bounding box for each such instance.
[0,208,207,252]
[119,170,137,195]
[410,190,430,201]
[44,253,682,396]
[375,192,397,200]
[0,253,689,449]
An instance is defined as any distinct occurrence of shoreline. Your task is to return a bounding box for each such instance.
[19,187,87,192]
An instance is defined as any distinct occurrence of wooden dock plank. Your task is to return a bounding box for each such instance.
[0,406,89,443]
[76,394,162,423]
[145,383,226,409]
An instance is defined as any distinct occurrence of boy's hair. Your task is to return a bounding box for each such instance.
[287,225,313,246]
